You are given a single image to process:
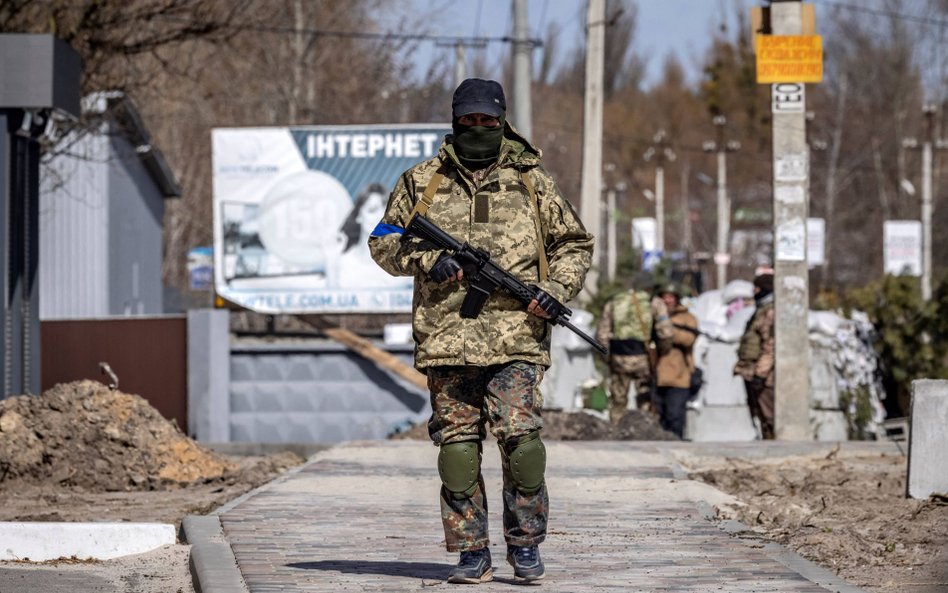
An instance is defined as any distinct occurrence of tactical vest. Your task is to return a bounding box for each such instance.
[737,301,773,361]
[612,290,652,342]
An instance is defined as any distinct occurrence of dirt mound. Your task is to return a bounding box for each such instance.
[391,409,677,441]
[0,380,238,491]
[544,409,678,440]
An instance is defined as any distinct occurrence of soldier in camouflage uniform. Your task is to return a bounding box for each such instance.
[595,272,673,423]
[368,78,593,584]
[733,273,775,439]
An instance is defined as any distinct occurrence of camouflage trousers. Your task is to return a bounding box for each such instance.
[427,362,548,552]
[607,353,652,423]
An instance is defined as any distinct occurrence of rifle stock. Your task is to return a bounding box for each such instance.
[404,214,607,356]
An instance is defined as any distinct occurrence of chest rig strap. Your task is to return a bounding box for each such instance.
[413,166,549,282]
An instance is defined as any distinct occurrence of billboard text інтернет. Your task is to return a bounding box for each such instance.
[212,124,449,314]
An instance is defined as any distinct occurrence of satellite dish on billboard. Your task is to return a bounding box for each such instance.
[257,170,351,270]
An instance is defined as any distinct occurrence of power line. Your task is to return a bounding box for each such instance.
[156,14,542,47]
[812,0,948,28]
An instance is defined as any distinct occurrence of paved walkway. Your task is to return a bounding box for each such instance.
[189,441,873,593]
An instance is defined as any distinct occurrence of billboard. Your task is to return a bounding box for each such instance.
[212,124,449,313]
[884,220,922,276]
[188,246,214,291]
[632,217,662,270]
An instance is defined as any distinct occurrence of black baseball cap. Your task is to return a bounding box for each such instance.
[452,78,506,119]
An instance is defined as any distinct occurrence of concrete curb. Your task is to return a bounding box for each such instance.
[0,521,175,561]
[183,447,335,593]
[706,509,874,593]
[180,515,249,593]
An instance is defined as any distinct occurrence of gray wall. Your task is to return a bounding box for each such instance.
[188,310,429,444]
[39,130,110,318]
[107,133,164,316]
[39,122,165,318]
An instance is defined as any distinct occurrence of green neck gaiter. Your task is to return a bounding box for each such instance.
[452,120,505,169]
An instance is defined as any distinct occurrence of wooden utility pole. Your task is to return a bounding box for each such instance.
[580,0,605,298]
[769,1,811,440]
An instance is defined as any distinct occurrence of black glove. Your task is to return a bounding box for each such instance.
[530,285,565,319]
[750,375,766,392]
[429,252,463,283]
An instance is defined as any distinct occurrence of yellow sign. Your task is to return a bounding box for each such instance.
[750,5,817,52]
[756,35,823,83]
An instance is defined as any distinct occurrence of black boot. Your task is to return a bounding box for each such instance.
[447,547,493,584]
[507,544,545,582]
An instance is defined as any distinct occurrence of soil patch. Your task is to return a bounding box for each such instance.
[686,448,948,593]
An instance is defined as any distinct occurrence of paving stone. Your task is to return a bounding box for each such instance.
[215,441,866,592]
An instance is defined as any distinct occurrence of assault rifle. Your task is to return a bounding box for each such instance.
[404,214,607,356]
[673,322,730,343]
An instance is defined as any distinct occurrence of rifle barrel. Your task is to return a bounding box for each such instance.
[559,318,608,356]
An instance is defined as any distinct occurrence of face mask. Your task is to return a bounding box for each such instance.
[452,120,505,166]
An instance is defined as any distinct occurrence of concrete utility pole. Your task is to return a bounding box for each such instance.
[770,2,811,441]
[681,161,693,255]
[644,130,676,253]
[454,42,467,88]
[512,0,533,140]
[903,105,948,301]
[437,39,483,89]
[606,185,617,282]
[580,0,605,298]
[703,115,740,290]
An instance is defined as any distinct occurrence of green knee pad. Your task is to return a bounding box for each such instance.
[505,431,546,495]
[438,441,480,499]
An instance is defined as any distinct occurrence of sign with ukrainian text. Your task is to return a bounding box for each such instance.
[211,124,449,313]
[756,35,823,84]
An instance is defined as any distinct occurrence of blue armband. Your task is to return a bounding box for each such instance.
[370,223,405,237]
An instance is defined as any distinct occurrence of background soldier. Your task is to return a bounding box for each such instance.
[654,282,699,438]
[596,271,673,423]
[368,78,593,584]
[733,272,776,439]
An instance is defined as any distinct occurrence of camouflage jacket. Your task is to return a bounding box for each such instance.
[733,296,775,385]
[368,124,593,369]
[595,291,673,357]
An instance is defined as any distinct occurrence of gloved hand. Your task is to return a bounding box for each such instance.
[429,252,463,283]
[528,285,564,320]
[750,375,766,392]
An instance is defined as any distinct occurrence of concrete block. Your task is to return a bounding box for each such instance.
[0,522,175,561]
[694,341,747,406]
[685,405,758,442]
[908,379,948,499]
[810,409,848,441]
[187,309,230,441]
